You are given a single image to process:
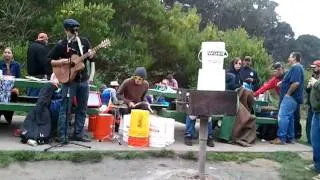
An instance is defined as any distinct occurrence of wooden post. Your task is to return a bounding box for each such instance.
[199,117,208,180]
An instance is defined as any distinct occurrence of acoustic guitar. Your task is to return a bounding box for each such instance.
[52,38,111,83]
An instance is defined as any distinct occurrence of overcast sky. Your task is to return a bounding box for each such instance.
[274,0,319,38]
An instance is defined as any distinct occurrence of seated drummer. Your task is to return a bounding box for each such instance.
[117,67,149,113]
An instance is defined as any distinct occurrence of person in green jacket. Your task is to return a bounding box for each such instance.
[306,75,320,175]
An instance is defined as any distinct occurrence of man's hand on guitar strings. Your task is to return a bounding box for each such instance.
[88,49,95,59]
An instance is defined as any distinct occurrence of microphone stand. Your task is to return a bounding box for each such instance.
[44,34,91,151]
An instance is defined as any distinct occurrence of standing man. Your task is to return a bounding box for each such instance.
[253,62,285,97]
[271,52,304,145]
[240,56,260,91]
[306,60,320,144]
[27,33,50,96]
[48,19,95,143]
[306,67,320,175]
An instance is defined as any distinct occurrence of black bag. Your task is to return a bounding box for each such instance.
[21,84,56,144]
[256,111,278,141]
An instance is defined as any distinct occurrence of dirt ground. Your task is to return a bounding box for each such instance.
[0,158,281,180]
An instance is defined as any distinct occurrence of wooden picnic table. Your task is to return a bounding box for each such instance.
[0,78,100,115]
[14,78,98,90]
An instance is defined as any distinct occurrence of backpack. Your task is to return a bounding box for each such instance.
[21,84,56,144]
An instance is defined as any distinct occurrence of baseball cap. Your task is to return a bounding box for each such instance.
[272,62,282,69]
[311,60,320,68]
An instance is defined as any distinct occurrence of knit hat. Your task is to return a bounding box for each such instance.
[134,67,147,79]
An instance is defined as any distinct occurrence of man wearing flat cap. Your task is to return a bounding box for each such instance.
[117,67,149,112]
[48,19,95,143]
[27,32,50,96]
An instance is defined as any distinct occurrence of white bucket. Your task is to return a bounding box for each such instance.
[119,114,131,142]
[197,69,225,91]
[149,116,175,148]
[198,41,228,70]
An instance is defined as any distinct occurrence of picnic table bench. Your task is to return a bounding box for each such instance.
[0,78,100,117]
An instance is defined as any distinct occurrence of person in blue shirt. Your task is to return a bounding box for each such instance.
[0,47,21,124]
[100,81,119,105]
[271,52,304,145]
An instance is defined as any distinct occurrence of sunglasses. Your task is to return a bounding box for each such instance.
[133,76,144,81]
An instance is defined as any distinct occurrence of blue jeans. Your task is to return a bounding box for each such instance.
[307,106,314,144]
[58,81,89,140]
[185,115,213,138]
[277,96,297,142]
[311,112,320,171]
[27,88,41,96]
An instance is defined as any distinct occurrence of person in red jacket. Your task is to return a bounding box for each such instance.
[253,62,285,97]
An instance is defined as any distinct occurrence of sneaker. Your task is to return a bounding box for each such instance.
[313,174,320,180]
[72,136,91,142]
[305,164,320,173]
[270,138,286,145]
[184,136,193,146]
[56,137,68,145]
[287,139,297,144]
[207,136,215,147]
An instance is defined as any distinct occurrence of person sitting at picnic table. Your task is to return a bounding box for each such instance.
[163,74,178,90]
[253,62,285,97]
[227,59,257,146]
[240,56,260,91]
[100,80,120,105]
[0,47,21,124]
[227,57,242,89]
[117,67,150,114]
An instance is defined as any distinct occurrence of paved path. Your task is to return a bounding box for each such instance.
[0,158,281,180]
[0,116,312,152]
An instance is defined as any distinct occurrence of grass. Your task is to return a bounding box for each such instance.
[0,150,317,179]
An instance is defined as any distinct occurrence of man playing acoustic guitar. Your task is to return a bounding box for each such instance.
[48,19,95,143]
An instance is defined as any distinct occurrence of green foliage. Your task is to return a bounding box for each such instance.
[220,28,272,82]
[50,0,115,44]
[0,0,274,88]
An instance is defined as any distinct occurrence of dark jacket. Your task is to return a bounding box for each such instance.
[227,62,241,90]
[0,60,20,78]
[310,80,320,112]
[239,66,260,91]
[27,41,51,78]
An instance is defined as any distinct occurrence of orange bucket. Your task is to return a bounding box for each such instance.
[93,113,114,141]
[88,115,97,132]
[128,136,149,148]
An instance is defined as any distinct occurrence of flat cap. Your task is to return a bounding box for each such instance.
[63,19,80,29]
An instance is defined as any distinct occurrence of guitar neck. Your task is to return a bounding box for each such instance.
[80,45,101,61]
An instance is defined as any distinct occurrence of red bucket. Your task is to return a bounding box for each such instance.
[88,115,97,132]
[93,113,114,141]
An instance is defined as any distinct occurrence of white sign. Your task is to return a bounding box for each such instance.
[198,41,228,69]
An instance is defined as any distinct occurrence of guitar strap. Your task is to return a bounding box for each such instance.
[76,36,91,76]
[76,36,84,56]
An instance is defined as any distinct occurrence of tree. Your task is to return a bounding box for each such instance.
[264,22,295,61]
[293,35,320,65]
[0,0,39,43]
